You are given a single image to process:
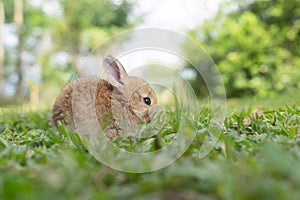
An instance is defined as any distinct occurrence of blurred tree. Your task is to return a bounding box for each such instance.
[52,0,134,71]
[0,1,4,94]
[14,0,24,102]
[2,0,49,103]
[184,0,300,98]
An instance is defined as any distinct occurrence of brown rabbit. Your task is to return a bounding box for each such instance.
[51,55,157,139]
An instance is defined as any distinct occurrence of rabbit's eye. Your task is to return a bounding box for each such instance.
[143,97,151,106]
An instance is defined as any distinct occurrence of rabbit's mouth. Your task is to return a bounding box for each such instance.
[129,107,152,124]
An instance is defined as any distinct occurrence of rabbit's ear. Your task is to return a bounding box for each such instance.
[103,55,128,86]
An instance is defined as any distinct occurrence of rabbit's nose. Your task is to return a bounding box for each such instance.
[145,115,151,123]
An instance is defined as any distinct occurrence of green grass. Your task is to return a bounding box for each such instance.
[0,102,300,200]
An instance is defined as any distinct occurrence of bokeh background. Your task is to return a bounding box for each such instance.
[0,0,299,106]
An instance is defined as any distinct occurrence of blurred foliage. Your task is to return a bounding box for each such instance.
[184,0,300,98]
[1,0,135,105]
[0,103,300,199]
[52,0,134,53]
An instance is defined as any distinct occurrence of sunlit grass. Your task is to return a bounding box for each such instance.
[227,89,300,111]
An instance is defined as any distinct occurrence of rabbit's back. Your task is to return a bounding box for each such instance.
[51,77,114,129]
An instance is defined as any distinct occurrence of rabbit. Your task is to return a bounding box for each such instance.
[51,55,157,140]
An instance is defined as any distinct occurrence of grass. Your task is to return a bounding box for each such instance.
[0,100,300,200]
[226,89,300,111]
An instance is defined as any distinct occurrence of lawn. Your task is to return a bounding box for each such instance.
[0,99,300,200]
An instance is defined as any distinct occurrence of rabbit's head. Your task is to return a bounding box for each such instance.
[103,55,157,126]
